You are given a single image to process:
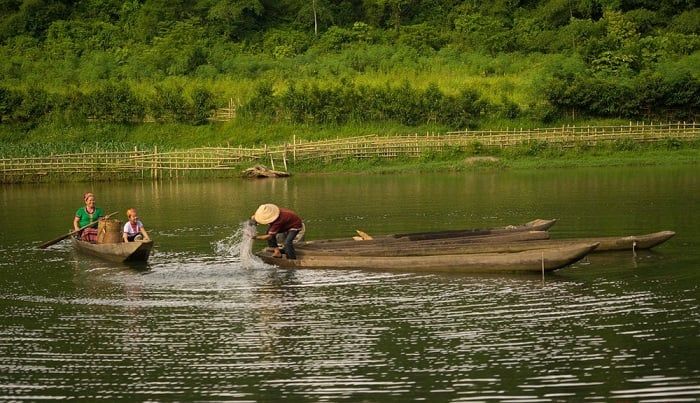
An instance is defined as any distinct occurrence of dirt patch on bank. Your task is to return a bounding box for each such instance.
[464,156,500,164]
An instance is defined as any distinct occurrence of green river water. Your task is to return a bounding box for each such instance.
[1,166,698,401]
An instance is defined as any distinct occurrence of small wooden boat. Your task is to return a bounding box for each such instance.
[296,231,675,257]
[73,239,153,262]
[256,242,599,273]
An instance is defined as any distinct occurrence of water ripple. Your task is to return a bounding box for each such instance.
[1,239,699,401]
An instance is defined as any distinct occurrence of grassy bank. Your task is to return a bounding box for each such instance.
[0,116,642,157]
[1,121,697,184]
[0,140,697,184]
[288,141,700,175]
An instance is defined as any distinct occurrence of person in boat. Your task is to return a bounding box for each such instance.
[251,203,305,259]
[73,192,104,243]
[123,208,150,242]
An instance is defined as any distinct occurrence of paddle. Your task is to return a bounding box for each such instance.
[38,211,118,249]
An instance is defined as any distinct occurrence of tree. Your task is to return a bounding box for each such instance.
[121,0,197,43]
[0,86,22,123]
[205,0,264,39]
[588,9,640,73]
[294,0,333,36]
[670,9,700,35]
[454,12,513,54]
[364,0,413,31]
[0,0,71,40]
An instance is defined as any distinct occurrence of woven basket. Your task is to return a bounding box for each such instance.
[97,219,123,244]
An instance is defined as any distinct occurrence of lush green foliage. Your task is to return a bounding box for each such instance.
[0,0,698,147]
[0,82,216,125]
[242,80,495,129]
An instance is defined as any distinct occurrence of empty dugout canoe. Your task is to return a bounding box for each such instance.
[295,231,675,257]
[299,219,556,250]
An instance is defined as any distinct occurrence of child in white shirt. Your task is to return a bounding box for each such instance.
[123,208,150,242]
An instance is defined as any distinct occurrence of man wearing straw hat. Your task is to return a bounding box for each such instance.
[251,204,305,259]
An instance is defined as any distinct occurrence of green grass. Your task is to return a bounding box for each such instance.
[288,141,700,175]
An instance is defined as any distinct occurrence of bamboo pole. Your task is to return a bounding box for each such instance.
[283,143,288,171]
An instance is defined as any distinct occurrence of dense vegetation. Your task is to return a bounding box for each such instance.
[0,0,698,151]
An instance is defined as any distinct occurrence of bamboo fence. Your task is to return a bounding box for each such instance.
[208,98,238,122]
[1,122,697,182]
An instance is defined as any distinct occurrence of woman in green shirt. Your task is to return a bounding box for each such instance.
[73,192,104,242]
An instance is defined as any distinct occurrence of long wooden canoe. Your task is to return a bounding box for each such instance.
[299,219,557,250]
[256,242,599,273]
[301,230,552,250]
[73,239,153,263]
[295,231,675,257]
[297,231,550,255]
[390,218,557,241]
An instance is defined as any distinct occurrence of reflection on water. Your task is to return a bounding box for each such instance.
[1,167,699,400]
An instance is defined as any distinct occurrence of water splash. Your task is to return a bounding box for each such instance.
[214,221,273,270]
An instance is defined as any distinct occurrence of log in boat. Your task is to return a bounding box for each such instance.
[73,239,153,263]
[299,218,557,249]
[256,242,599,273]
[295,231,675,257]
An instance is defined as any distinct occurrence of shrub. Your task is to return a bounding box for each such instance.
[466,141,485,155]
[664,138,683,150]
[241,81,278,120]
[315,26,355,51]
[16,87,55,123]
[442,88,490,130]
[499,97,521,119]
[670,9,700,35]
[398,23,447,53]
[148,84,190,123]
[85,82,145,123]
[240,80,491,128]
[263,29,311,57]
[525,140,549,156]
[191,87,216,125]
[0,86,22,123]
[613,138,639,151]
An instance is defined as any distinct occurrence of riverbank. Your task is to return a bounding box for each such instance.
[290,143,700,175]
[1,124,697,183]
[2,141,697,185]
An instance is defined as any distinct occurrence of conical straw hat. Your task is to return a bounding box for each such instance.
[253,204,280,224]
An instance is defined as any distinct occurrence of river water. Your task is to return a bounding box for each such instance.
[1,166,699,401]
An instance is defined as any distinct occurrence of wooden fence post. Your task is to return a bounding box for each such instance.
[283,143,288,171]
